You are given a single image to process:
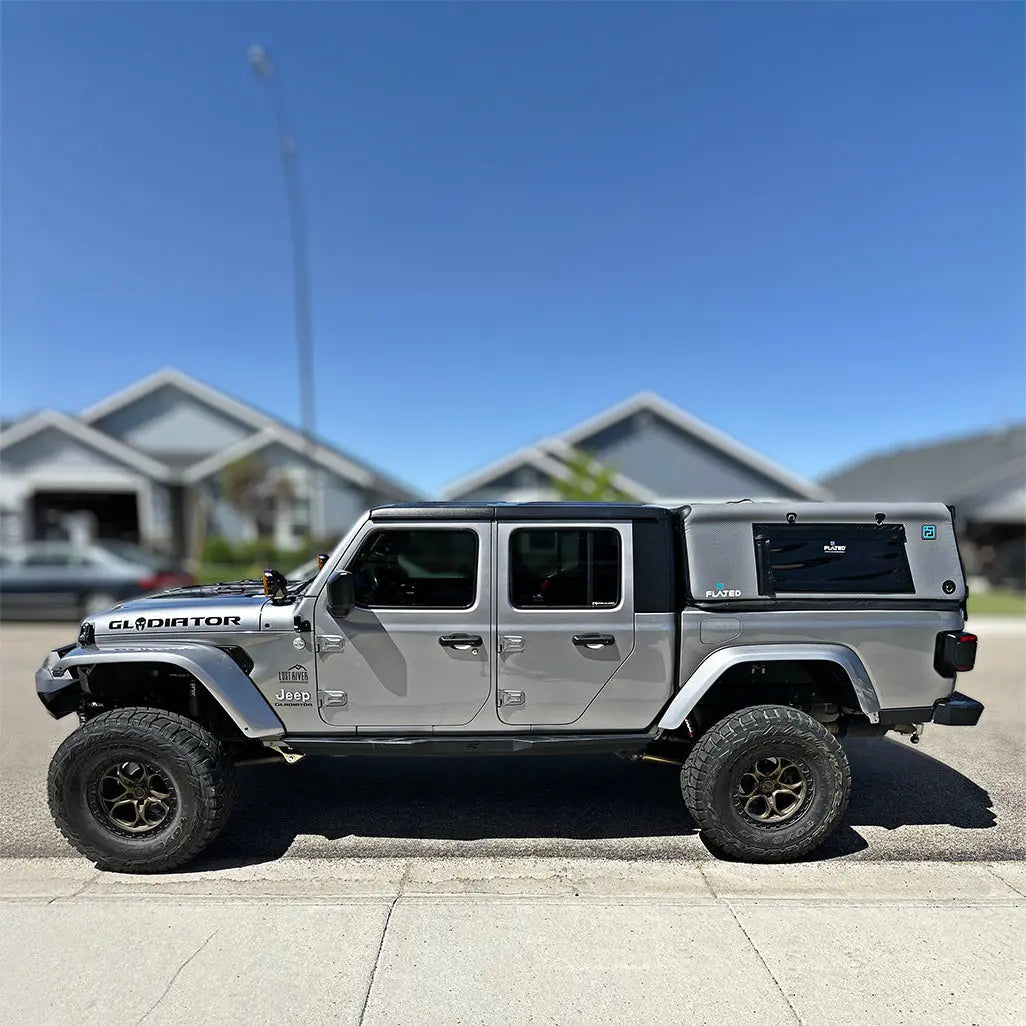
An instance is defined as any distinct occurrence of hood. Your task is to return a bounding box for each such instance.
[87,590,270,640]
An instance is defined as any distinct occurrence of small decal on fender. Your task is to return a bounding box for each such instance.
[274,688,312,706]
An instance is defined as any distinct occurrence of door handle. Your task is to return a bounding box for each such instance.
[439,633,483,650]
[573,633,616,649]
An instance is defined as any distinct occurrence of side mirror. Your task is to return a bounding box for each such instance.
[326,571,355,618]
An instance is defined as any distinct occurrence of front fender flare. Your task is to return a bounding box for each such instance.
[656,643,881,730]
[42,643,285,740]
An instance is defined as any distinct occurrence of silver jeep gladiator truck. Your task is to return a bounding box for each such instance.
[36,501,982,872]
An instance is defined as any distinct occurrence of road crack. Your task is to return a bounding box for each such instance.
[984,863,1026,898]
[48,871,99,905]
[357,860,410,1025]
[725,902,803,1025]
[135,928,217,1024]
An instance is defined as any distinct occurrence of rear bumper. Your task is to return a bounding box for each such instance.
[877,690,984,729]
[932,691,984,726]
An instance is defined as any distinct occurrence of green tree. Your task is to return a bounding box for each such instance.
[219,454,268,519]
[552,448,636,502]
[219,454,297,540]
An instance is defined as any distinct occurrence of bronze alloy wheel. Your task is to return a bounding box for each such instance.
[733,755,811,824]
[681,705,851,862]
[92,759,177,835]
[50,708,237,873]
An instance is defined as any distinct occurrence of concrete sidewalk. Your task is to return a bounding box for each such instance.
[2,858,1023,1025]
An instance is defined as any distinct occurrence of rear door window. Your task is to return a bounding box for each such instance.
[509,528,621,608]
[754,523,914,595]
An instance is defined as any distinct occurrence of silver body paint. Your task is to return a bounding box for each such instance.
[659,641,881,729]
[36,501,972,741]
[45,643,285,739]
[675,607,964,721]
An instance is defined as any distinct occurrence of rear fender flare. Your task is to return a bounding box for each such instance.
[657,643,880,729]
[48,644,285,740]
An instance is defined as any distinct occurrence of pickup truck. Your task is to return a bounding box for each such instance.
[36,500,983,872]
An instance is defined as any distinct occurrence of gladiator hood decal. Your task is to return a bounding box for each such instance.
[88,592,269,639]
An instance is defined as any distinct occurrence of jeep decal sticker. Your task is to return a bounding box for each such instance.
[274,688,312,706]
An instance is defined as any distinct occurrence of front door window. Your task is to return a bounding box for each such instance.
[348,528,478,609]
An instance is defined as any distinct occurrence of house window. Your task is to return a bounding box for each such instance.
[292,497,311,534]
[509,528,621,608]
[754,523,914,595]
[347,529,478,608]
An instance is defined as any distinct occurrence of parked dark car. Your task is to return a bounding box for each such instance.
[0,542,193,621]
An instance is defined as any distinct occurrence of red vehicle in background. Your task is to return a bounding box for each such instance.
[0,541,193,620]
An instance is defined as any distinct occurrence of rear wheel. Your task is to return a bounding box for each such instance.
[48,707,236,873]
[681,704,851,862]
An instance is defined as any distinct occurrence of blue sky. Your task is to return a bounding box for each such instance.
[2,2,1023,494]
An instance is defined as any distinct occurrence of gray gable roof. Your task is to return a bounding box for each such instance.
[0,410,174,479]
[823,424,1026,511]
[443,392,828,501]
[4,369,423,499]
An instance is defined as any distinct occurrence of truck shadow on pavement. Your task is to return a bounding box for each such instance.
[193,734,997,871]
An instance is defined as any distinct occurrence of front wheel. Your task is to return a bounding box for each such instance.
[48,707,237,873]
[681,704,851,863]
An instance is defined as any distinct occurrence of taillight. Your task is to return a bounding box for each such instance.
[934,631,978,676]
[955,632,978,671]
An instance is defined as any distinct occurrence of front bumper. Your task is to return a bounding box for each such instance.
[35,644,82,719]
[932,691,984,727]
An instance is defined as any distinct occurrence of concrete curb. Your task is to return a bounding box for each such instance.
[2,856,1024,903]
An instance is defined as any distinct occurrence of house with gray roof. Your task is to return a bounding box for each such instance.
[0,369,421,557]
[442,392,829,505]
[824,425,1025,586]
[4,368,1018,587]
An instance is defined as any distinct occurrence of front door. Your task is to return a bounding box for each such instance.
[313,521,492,728]
[495,522,635,725]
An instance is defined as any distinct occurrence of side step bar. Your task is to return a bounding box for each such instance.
[281,733,654,758]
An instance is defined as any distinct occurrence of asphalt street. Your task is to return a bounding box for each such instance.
[2,620,1023,867]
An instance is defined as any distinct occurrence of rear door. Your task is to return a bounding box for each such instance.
[495,521,635,725]
[313,521,493,728]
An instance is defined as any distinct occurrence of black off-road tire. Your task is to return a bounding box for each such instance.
[48,707,237,873]
[681,704,851,863]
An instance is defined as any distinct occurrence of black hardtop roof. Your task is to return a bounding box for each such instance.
[370,501,674,523]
